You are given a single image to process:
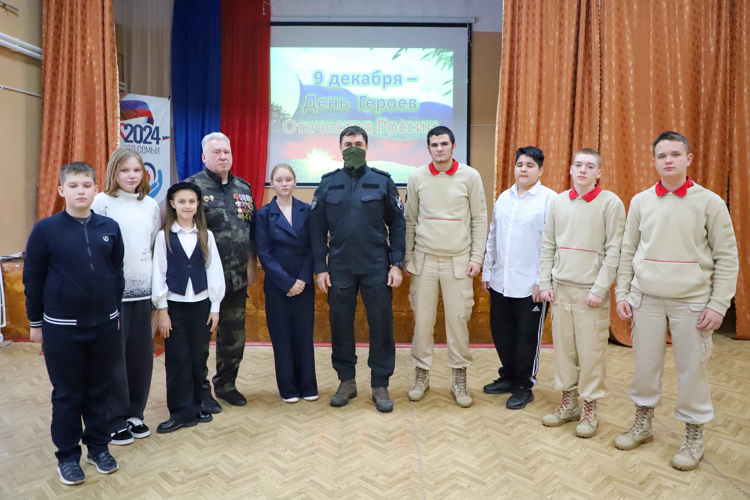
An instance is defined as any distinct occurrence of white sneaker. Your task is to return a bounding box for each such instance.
[283,397,300,403]
[303,395,319,401]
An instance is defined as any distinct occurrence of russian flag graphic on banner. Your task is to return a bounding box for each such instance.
[120,99,155,125]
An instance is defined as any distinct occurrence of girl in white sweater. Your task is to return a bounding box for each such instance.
[92,148,161,444]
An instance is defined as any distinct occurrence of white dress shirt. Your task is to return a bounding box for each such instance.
[152,222,226,312]
[482,181,557,298]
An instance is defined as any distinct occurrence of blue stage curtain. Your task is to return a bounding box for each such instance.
[171,0,222,180]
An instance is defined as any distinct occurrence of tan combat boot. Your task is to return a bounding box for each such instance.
[575,400,599,438]
[408,367,430,401]
[614,405,654,450]
[670,423,704,471]
[451,367,472,407]
[542,390,580,427]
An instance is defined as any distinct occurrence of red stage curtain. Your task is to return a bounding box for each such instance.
[38,0,120,219]
[220,0,270,207]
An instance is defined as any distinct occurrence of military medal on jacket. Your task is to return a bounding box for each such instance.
[234,193,253,221]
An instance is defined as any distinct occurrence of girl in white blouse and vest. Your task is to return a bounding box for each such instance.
[152,182,225,434]
[92,148,161,444]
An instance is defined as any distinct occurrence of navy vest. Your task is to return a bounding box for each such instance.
[166,231,208,295]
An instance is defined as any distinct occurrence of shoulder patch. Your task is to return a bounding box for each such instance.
[371,167,392,178]
[321,168,341,179]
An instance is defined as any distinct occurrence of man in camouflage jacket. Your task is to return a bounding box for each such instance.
[186,132,257,410]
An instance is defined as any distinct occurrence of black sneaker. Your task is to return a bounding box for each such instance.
[156,418,198,434]
[126,417,151,438]
[215,389,247,406]
[506,388,535,410]
[201,395,222,414]
[86,451,119,474]
[483,378,515,394]
[110,428,134,445]
[197,411,213,423]
[57,461,85,485]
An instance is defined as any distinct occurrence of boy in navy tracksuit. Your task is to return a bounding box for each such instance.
[24,162,125,485]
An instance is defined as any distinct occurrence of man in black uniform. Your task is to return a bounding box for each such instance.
[310,126,406,413]
[186,132,257,411]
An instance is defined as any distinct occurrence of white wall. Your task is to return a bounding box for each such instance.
[269,0,502,32]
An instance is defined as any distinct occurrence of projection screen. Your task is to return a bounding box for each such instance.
[269,23,471,185]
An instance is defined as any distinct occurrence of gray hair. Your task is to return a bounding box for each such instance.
[202,132,231,152]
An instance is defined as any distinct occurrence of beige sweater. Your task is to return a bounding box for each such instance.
[539,189,626,298]
[405,162,487,263]
[615,182,738,315]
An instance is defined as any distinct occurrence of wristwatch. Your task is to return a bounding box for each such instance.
[392,261,405,270]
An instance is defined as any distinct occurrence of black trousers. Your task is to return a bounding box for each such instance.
[329,270,395,388]
[265,282,317,399]
[107,299,154,433]
[202,286,248,396]
[490,289,548,390]
[166,299,211,422]
[42,319,120,463]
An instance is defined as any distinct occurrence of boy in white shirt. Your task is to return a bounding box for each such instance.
[482,147,556,409]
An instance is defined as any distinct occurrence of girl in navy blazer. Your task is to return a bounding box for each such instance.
[256,164,318,402]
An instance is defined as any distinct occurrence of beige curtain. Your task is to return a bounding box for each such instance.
[495,0,600,196]
[727,0,750,339]
[39,0,119,219]
[497,0,750,343]
[600,0,744,342]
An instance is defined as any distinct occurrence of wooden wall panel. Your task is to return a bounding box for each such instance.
[2,259,553,345]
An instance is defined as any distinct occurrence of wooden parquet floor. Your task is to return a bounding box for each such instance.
[1,334,749,500]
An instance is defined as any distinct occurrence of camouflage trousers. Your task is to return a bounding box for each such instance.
[202,286,248,396]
